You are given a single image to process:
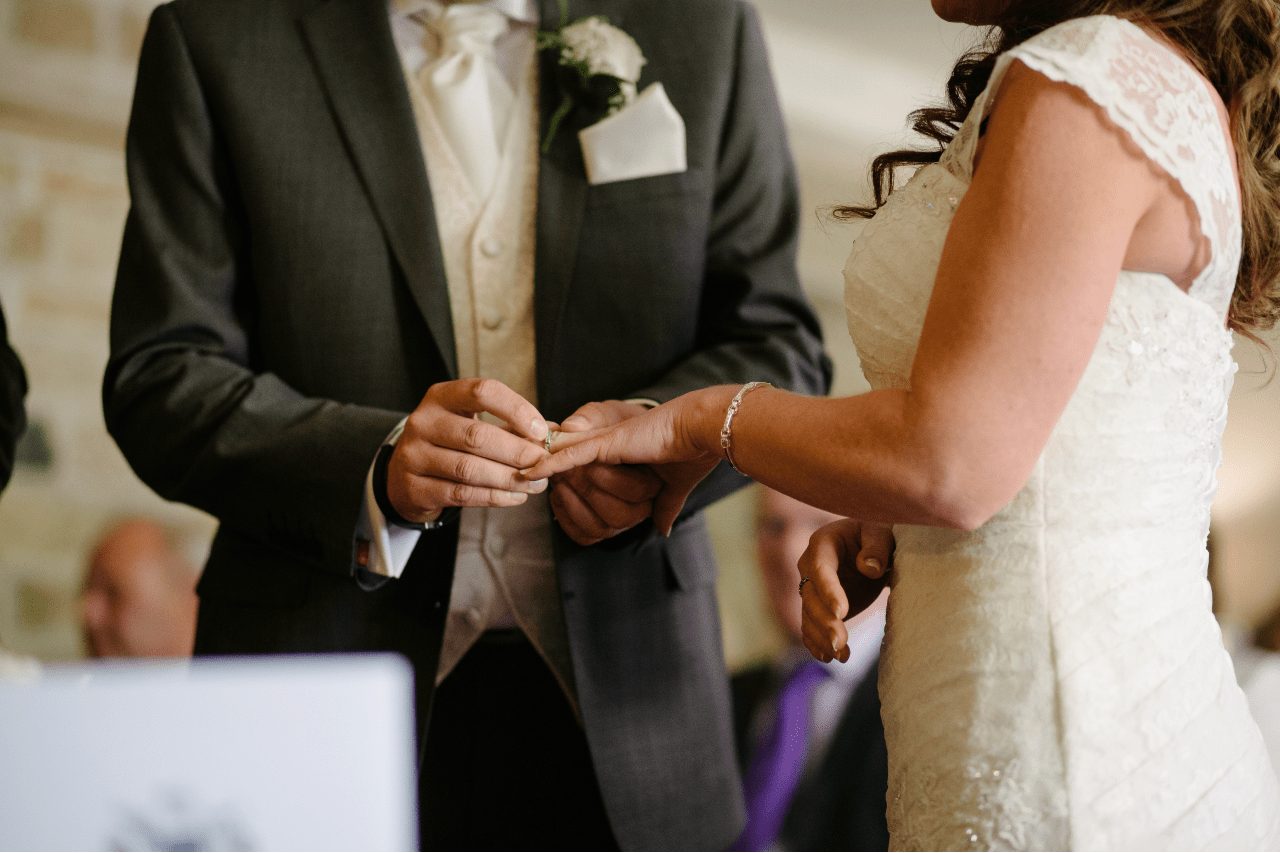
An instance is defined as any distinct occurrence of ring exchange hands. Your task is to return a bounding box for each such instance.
[549,400,664,546]
[523,388,731,535]
[798,518,894,664]
[386,378,550,523]
[386,383,665,544]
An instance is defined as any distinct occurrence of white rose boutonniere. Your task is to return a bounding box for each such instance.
[537,0,647,152]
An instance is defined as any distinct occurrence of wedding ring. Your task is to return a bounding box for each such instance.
[544,430,560,454]
[798,576,811,596]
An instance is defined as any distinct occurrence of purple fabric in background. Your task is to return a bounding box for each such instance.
[733,661,830,851]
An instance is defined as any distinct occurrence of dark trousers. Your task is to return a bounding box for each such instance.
[418,631,618,851]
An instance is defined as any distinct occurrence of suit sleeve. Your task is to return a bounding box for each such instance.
[103,5,403,577]
[629,1,832,514]
[0,302,27,493]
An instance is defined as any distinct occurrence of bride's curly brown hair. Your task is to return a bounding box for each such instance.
[839,0,1280,338]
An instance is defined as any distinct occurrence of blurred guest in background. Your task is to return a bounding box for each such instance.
[0,301,27,494]
[1208,529,1279,777]
[1257,605,1280,654]
[81,519,199,659]
[0,301,36,676]
[732,487,889,851]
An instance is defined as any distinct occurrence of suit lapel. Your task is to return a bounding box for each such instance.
[300,0,458,378]
[533,0,590,409]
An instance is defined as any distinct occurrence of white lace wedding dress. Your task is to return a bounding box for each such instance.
[843,16,1280,850]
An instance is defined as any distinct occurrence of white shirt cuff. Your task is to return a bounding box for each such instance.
[356,418,420,579]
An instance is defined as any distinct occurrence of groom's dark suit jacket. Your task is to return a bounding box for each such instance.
[104,0,830,848]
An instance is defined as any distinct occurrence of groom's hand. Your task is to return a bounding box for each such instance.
[387,379,550,523]
[550,400,663,546]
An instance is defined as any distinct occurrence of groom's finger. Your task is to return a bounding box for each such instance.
[581,463,662,506]
[556,469,651,531]
[410,410,547,471]
[399,474,531,515]
[432,377,549,443]
[400,443,549,494]
[559,400,632,432]
[549,481,619,546]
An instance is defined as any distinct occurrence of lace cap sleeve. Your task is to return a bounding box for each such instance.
[953,16,1241,318]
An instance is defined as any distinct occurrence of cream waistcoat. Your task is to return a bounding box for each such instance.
[399,17,577,705]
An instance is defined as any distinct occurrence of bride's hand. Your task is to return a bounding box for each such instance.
[523,387,736,535]
[798,518,893,663]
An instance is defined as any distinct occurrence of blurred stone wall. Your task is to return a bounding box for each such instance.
[0,0,214,660]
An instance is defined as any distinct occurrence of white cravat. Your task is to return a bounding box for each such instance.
[365,0,580,706]
[418,4,513,201]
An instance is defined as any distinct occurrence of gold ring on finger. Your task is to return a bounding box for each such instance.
[544,430,560,454]
[798,576,811,596]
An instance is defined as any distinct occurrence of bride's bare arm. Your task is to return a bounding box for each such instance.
[527,60,1204,533]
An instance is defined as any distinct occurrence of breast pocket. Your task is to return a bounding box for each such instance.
[574,168,712,345]
[586,167,708,205]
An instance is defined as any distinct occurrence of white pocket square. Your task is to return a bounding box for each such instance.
[578,83,687,186]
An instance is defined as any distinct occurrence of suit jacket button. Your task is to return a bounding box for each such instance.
[486,535,507,559]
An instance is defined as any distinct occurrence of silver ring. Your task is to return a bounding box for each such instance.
[544,430,560,454]
[798,576,811,596]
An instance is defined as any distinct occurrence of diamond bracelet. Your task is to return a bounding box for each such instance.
[719,382,772,475]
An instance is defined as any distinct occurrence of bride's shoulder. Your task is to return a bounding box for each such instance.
[1005,15,1204,91]
[1016,14,1136,55]
[983,14,1221,162]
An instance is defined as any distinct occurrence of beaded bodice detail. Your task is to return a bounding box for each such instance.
[843,16,1280,851]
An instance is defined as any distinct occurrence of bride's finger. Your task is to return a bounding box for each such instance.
[800,626,833,664]
[802,583,849,649]
[801,615,836,663]
[523,434,607,478]
[652,484,695,537]
[799,531,852,622]
[801,589,848,663]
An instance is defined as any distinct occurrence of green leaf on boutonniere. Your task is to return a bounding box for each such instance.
[537,6,647,153]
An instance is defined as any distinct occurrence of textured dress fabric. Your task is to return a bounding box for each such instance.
[843,16,1280,851]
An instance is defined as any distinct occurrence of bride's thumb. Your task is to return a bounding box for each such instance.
[653,490,688,537]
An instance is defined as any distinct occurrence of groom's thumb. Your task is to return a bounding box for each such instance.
[562,414,590,431]
[561,400,620,432]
